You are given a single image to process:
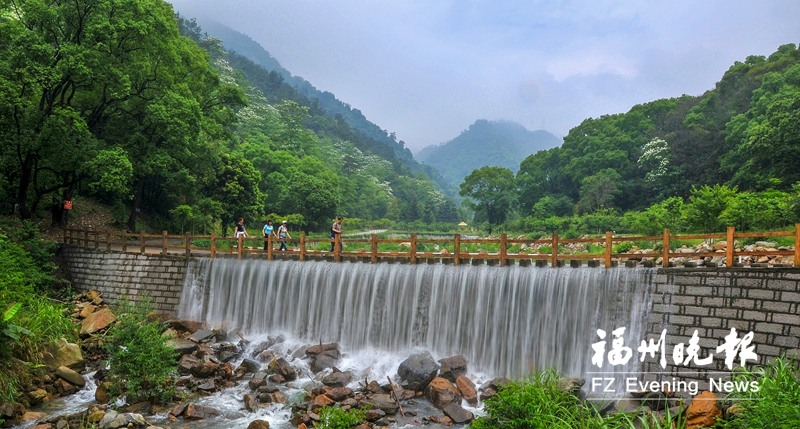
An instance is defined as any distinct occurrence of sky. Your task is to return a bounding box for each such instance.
[169,0,800,153]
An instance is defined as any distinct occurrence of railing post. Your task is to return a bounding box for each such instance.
[371,234,378,263]
[500,233,507,267]
[121,231,127,252]
[726,227,735,267]
[267,235,273,260]
[299,234,306,261]
[605,231,613,268]
[139,230,145,254]
[105,231,111,251]
[162,231,168,256]
[94,229,99,250]
[237,234,243,260]
[551,233,558,268]
[63,229,68,244]
[795,223,800,267]
[662,229,670,267]
[334,234,341,262]
[410,234,417,264]
[84,230,89,248]
[210,233,216,259]
[185,232,191,256]
[454,234,461,266]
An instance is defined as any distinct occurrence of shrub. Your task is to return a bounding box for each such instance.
[472,370,603,429]
[613,241,634,254]
[317,405,369,429]
[721,357,800,428]
[105,297,177,403]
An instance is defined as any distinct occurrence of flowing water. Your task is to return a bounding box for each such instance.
[179,259,655,381]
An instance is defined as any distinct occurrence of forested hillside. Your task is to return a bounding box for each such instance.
[0,1,458,236]
[417,120,560,187]
[514,43,800,215]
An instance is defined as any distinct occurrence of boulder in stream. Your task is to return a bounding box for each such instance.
[397,351,439,391]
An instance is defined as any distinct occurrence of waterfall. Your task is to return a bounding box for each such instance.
[178,259,654,380]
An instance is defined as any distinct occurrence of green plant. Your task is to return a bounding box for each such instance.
[105,296,178,403]
[719,357,800,428]
[472,370,604,429]
[317,405,369,429]
[613,241,634,254]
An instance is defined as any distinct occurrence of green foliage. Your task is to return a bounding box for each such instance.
[105,297,178,403]
[317,405,369,429]
[472,370,603,429]
[460,166,517,225]
[613,241,634,254]
[577,168,622,213]
[720,357,800,428]
[685,184,737,232]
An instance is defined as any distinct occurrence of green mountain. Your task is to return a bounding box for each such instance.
[416,120,561,187]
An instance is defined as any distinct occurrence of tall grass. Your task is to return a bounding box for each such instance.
[718,357,800,428]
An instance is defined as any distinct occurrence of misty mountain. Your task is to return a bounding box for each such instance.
[416,120,561,187]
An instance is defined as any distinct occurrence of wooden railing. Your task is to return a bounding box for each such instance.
[62,225,800,268]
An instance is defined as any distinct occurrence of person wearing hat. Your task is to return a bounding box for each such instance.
[329,216,343,252]
[278,220,291,251]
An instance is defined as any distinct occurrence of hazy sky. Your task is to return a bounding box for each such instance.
[169,0,800,152]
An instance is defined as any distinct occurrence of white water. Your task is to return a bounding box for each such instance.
[179,259,655,381]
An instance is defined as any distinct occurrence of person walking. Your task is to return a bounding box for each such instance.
[235,217,248,239]
[278,220,291,251]
[262,219,276,250]
[329,216,343,252]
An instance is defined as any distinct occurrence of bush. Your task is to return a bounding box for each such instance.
[613,241,634,254]
[317,405,369,429]
[105,297,177,403]
[721,357,800,428]
[472,370,604,429]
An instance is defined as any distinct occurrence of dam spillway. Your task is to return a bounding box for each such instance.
[178,259,655,380]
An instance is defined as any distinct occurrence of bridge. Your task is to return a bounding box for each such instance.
[64,225,800,268]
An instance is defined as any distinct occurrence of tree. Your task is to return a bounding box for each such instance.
[577,169,622,213]
[459,166,517,225]
[685,184,736,232]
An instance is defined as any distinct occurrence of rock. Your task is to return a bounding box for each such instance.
[22,411,48,421]
[755,241,777,248]
[55,366,86,387]
[31,424,53,429]
[187,329,216,343]
[184,404,220,420]
[312,394,336,411]
[27,388,48,405]
[240,358,261,373]
[168,404,185,418]
[615,397,648,413]
[325,387,353,402]
[249,377,267,390]
[269,358,297,381]
[482,377,511,391]
[80,308,115,337]
[364,394,399,414]
[365,408,385,421]
[98,410,146,429]
[167,319,204,333]
[271,392,288,404]
[685,391,721,429]
[556,377,585,395]
[166,338,198,356]
[307,343,341,372]
[41,338,85,372]
[268,374,285,384]
[322,370,352,387]
[218,349,240,363]
[191,361,218,378]
[437,355,467,382]
[397,351,439,391]
[244,394,259,412]
[479,387,496,401]
[87,410,106,422]
[425,377,461,409]
[178,354,200,375]
[95,381,112,403]
[455,376,478,406]
[55,378,77,395]
[247,420,270,429]
[79,305,97,318]
[443,403,474,424]
[197,380,216,391]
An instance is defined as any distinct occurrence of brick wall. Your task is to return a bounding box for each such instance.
[644,268,800,388]
[61,245,188,314]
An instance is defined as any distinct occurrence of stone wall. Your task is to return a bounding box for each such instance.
[644,268,800,387]
[61,245,188,315]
